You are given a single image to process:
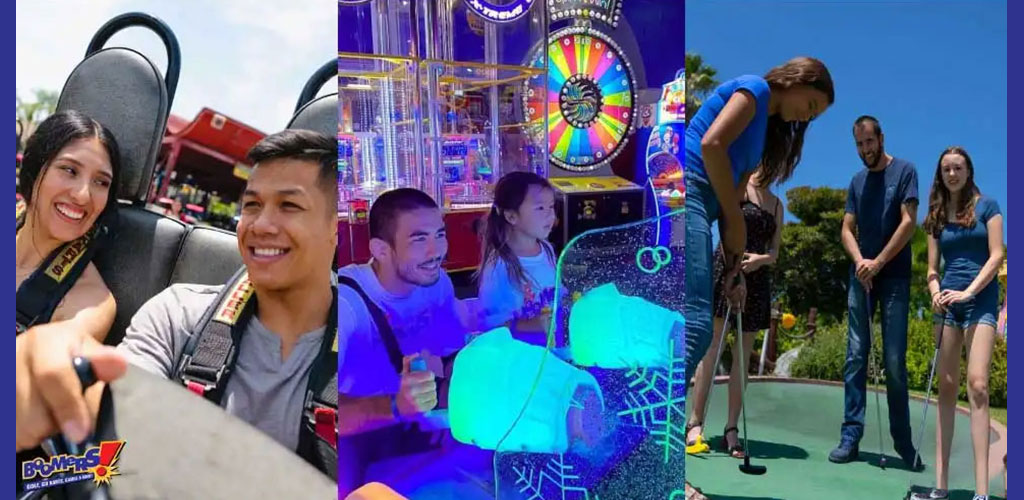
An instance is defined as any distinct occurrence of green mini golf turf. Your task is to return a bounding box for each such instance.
[683,380,1006,500]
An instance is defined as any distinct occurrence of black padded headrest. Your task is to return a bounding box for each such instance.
[94,210,244,346]
[56,48,168,203]
[287,59,337,137]
[286,93,338,138]
[93,207,187,346]
[56,12,179,203]
[170,226,243,286]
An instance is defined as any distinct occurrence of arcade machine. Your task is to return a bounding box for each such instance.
[630,70,686,251]
[644,69,686,211]
[339,6,689,500]
[337,0,420,268]
[337,130,382,266]
[337,0,548,271]
[419,1,549,271]
[524,0,645,252]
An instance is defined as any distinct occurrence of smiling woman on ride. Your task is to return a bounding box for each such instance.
[16,110,127,457]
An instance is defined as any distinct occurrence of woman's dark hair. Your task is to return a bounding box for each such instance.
[18,110,122,225]
[761,56,835,186]
[923,146,979,237]
[475,171,554,291]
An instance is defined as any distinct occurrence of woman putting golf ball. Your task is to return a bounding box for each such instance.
[683,55,834,492]
[686,164,785,460]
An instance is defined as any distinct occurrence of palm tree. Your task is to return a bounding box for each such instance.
[685,52,718,123]
[16,88,59,149]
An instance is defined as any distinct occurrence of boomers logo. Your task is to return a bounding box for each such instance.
[21,441,126,492]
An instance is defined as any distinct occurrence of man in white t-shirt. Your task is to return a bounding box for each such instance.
[336,188,473,492]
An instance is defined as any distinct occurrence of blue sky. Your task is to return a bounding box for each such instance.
[16,0,335,134]
[686,0,1008,239]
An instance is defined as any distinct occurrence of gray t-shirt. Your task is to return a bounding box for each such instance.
[116,283,326,452]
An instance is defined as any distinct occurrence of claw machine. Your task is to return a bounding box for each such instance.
[419,0,549,271]
[337,0,422,266]
[337,0,549,271]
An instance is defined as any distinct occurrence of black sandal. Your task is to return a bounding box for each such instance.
[685,421,703,446]
[719,426,745,458]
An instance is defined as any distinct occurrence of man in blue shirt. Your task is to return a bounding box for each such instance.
[830,116,923,471]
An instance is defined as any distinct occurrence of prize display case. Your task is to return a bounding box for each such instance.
[337,0,548,270]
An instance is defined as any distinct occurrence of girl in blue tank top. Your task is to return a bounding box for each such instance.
[682,57,834,386]
[915,146,1004,500]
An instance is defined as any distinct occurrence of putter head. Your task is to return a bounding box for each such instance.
[739,463,766,475]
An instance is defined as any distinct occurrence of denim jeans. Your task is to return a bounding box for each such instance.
[684,170,720,383]
[841,274,914,450]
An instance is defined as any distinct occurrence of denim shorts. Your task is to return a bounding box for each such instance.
[932,282,999,330]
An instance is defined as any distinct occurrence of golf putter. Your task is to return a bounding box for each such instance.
[736,309,766,475]
[904,324,944,500]
[912,322,944,471]
[685,303,732,455]
[866,288,887,470]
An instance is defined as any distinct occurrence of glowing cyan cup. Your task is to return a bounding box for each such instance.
[568,282,684,369]
[448,328,604,453]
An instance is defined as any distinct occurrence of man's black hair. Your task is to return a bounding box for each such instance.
[368,188,438,245]
[246,129,337,206]
[852,115,882,138]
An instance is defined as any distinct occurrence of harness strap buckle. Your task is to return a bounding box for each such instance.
[305,393,337,448]
[311,406,337,448]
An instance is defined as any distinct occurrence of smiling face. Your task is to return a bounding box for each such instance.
[30,137,113,243]
[939,152,971,195]
[778,85,830,123]
[236,158,336,291]
[854,123,885,169]
[377,207,448,287]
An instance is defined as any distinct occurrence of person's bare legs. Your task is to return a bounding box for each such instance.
[724,330,758,454]
[935,324,963,492]
[687,316,729,444]
[965,323,995,496]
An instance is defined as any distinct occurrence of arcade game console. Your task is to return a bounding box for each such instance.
[523,0,646,253]
[644,69,686,216]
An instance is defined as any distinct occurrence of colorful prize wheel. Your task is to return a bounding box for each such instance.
[525,26,638,172]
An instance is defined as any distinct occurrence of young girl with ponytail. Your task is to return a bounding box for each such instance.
[475,171,558,341]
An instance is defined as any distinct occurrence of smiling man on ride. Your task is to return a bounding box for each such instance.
[114,129,339,477]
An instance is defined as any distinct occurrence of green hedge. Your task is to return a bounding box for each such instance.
[790,317,1007,408]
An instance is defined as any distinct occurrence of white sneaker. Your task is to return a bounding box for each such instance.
[909,489,948,500]
[972,495,988,500]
